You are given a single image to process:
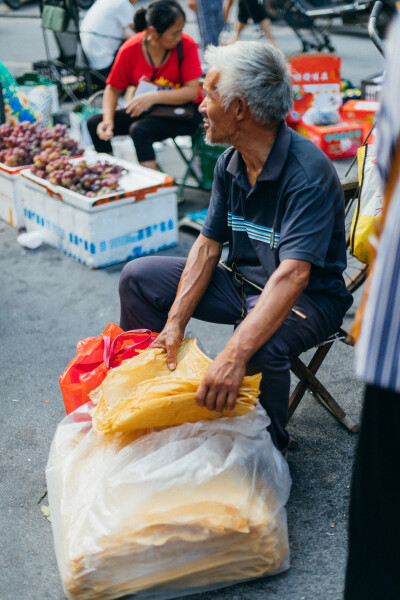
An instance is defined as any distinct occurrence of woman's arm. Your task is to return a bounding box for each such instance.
[96,84,123,141]
[125,79,199,117]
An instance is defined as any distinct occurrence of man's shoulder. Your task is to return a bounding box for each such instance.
[286,128,338,183]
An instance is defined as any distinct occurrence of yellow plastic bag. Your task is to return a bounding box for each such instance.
[90,337,261,434]
[349,144,384,264]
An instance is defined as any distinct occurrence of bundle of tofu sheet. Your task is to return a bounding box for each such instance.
[46,338,291,600]
[90,337,261,433]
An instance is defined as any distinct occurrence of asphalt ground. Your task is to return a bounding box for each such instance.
[0,2,382,599]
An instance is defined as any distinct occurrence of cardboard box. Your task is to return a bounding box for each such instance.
[0,162,29,228]
[295,120,364,159]
[340,99,379,140]
[20,155,178,268]
[288,54,342,125]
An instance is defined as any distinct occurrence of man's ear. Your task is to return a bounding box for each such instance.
[235,98,247,121]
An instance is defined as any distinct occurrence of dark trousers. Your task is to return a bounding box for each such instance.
[87,109,202,162]
[119,256,344,452]
[345,384,400,600]
[238,0,269,24]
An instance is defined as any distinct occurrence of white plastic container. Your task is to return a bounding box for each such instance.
[0,162,29,228]
[20,154,178,268]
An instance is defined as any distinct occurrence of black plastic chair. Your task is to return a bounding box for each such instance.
[34,0,106,105]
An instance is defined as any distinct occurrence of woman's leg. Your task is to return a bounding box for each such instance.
[87,109,137,153]
[128,112,202,166]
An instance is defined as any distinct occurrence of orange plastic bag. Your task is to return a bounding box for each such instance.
[59,324,158,415]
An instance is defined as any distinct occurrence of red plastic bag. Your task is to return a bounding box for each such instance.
[59,323,158,415]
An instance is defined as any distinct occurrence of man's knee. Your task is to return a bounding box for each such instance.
[119,257,151,300]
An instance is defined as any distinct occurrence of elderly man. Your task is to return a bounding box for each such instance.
[119,42,352,454]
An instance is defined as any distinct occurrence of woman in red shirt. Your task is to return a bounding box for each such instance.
[87,0,203,169]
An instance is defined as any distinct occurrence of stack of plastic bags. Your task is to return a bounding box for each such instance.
[47,338,291,600]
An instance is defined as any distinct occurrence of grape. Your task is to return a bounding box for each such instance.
[30,151,127,198]
[0,122,83,168]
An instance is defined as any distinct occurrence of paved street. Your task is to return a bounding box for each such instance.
[0,2,383,599]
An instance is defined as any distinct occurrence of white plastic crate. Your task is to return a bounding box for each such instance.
[0,162,28,228]
[20,155,178,268]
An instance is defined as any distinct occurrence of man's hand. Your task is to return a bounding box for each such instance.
[96,120,114,141]
[196,349,246,413]
[125,92,157,117]
[150,323,185,370]
[187,0,198,11]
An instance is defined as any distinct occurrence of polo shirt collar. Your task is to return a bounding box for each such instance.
[226,121,291,183]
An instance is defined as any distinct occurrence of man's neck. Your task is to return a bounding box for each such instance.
[235,122,280,187]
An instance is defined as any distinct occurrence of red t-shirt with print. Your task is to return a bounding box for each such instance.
[107,32,203,104]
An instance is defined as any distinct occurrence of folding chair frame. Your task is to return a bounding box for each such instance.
[289,328,359,433]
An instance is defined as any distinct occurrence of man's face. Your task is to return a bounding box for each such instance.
[199,67,237,146]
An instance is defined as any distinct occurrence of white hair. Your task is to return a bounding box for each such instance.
[204,42,293,125]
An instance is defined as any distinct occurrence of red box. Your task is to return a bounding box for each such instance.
[340,99,380,139]
[295,120,364,159]
[288,54,342,125]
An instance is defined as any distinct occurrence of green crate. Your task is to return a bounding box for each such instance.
[198,139,227,190]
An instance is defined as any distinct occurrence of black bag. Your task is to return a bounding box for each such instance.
[145,40,198,122]
[145,102,197,121]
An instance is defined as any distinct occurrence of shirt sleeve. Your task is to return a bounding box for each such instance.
[107,41,135,89]
[201,156,229,243]
[277,184,336,267]
[180,36,202,84]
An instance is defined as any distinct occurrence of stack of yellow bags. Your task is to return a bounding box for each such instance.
[47,338,291,600]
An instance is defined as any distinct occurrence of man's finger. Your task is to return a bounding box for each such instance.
[226,390,237,411]
[166,342,178,370]
[204,388,218,412]
[196,380,208,406]
[215,390,228,413]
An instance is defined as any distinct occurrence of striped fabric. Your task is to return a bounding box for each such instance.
[228,212,280,248]
[354,14,400,392]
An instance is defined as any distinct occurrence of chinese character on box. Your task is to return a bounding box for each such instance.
[288,54,342,125]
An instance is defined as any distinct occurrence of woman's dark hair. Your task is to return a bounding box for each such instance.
[133,1,185,34]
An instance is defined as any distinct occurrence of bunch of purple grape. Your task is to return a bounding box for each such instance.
[0,121,83,167]
[32,152,127,198]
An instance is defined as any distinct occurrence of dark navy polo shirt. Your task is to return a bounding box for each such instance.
[201,122,353,315]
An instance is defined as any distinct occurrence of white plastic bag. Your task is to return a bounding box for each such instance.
[46,403,291,600]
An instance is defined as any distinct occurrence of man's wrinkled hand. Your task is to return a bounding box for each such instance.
[196,351,246,413]
[150,323,184,370]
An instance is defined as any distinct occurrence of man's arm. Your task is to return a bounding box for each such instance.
[196,258,311,413]
[151,234,223,368]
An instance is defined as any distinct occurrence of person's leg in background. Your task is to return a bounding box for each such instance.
[222,0,248,44]
[195,0,225,51]
[344,384,400,600]
[243,0,277,46]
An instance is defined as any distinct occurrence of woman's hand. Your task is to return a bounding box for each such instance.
[125,92,158,117]
[96,120,114,141]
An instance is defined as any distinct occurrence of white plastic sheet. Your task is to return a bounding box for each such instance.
[46,403,291,600]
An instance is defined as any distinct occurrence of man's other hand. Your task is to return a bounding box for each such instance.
[196,350,246,413]
[150,323,184,370]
